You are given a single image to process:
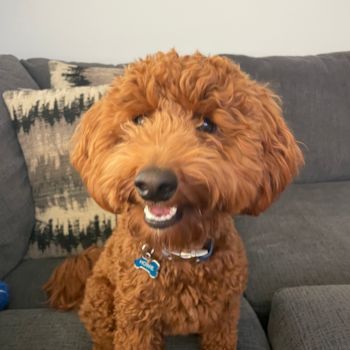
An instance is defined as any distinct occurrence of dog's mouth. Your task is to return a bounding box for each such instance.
[144,205,183,229]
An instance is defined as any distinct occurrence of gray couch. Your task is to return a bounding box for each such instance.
[0,52,349,350]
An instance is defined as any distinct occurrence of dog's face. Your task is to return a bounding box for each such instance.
[71,51,303,249]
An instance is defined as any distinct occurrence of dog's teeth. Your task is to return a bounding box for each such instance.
[144,206,178,222]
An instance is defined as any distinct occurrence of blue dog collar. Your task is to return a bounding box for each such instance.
[196,239,214,262]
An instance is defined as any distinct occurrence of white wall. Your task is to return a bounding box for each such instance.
[1,0,349,64]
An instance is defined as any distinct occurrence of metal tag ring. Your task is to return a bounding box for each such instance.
[141,244,154,260]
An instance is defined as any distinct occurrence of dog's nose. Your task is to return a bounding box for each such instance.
[134,167,178,202]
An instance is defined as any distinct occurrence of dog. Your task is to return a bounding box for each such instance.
[43,50,304,350]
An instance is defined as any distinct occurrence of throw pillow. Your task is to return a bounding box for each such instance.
[3,86,117,259]
[49,60,124,89]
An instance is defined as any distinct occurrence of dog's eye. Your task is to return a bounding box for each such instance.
[197,119,216,134]
[133,115,145,125]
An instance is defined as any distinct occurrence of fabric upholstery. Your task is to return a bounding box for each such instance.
[49,60,124,89]
[237,297,271,350]
[4,258,65,309]
[235,181,350,323]
[0,297,270,350]
[0,55,37,279]
[3,86,117,259]
[20,58,52,90]
[0,309,93,350]
[223,51,350,184]
[268,285,350,350]
[21,58,125,89]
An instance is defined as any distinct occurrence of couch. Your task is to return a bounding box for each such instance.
[0,52,349,350]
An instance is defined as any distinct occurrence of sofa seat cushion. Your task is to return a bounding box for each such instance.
[235,181,350,323]
[0,309,93,350]
[4,258,66,309]
[0,54,37,279]
[0,298,270,350]
[268,285,350,350]
[237,297,271,350]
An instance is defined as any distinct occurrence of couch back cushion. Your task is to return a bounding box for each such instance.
[223,52,350,183]
[3,86,117,259]
[0,55,37,278]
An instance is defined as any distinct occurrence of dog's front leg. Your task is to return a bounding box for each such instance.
[200,298,240,350]
[113,310,163,350]
[79,248,116,350]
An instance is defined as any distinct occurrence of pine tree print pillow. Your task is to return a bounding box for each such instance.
[49,60,124,89]
[3,86,117,258]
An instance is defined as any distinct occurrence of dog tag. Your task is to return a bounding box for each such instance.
[134,244,160,279]
[134,256,160,278]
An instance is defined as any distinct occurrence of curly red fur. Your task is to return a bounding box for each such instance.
[43,245,102,310]
[45,50,304,349]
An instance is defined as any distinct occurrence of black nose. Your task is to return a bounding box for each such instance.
[134,167,178,202]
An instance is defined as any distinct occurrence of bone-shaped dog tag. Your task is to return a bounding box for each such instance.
[134,256,160,278]
[134,244,160,278]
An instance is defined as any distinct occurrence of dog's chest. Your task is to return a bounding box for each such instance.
[114,233,246,334]
[118,258,233,334]
[162,261,231,334]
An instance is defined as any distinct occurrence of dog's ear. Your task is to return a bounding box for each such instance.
[71,97,121,213]
[71,100,103,173]
[241,85,304,216]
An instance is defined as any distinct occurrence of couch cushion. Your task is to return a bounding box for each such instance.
[0,55,37,279]
[4,258,65,309]
[0,297,270,350]
[21,58,125,89]
[20,58,52,90]
[235,181,350,324]
[268,285,350,350]
[49,60,124,89]
[3,86,117,259]
[223,51,350,184]
[0,309,93,350]
[237,297,271,350]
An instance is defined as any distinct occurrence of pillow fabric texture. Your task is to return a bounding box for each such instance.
[3,85,116,258]
[49,60,124,89]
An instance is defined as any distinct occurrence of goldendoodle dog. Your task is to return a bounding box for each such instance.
[44,50,304,350]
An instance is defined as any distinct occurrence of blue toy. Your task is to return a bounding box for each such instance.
[0,281,9,311]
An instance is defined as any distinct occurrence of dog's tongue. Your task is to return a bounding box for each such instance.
[149,206,172,217]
